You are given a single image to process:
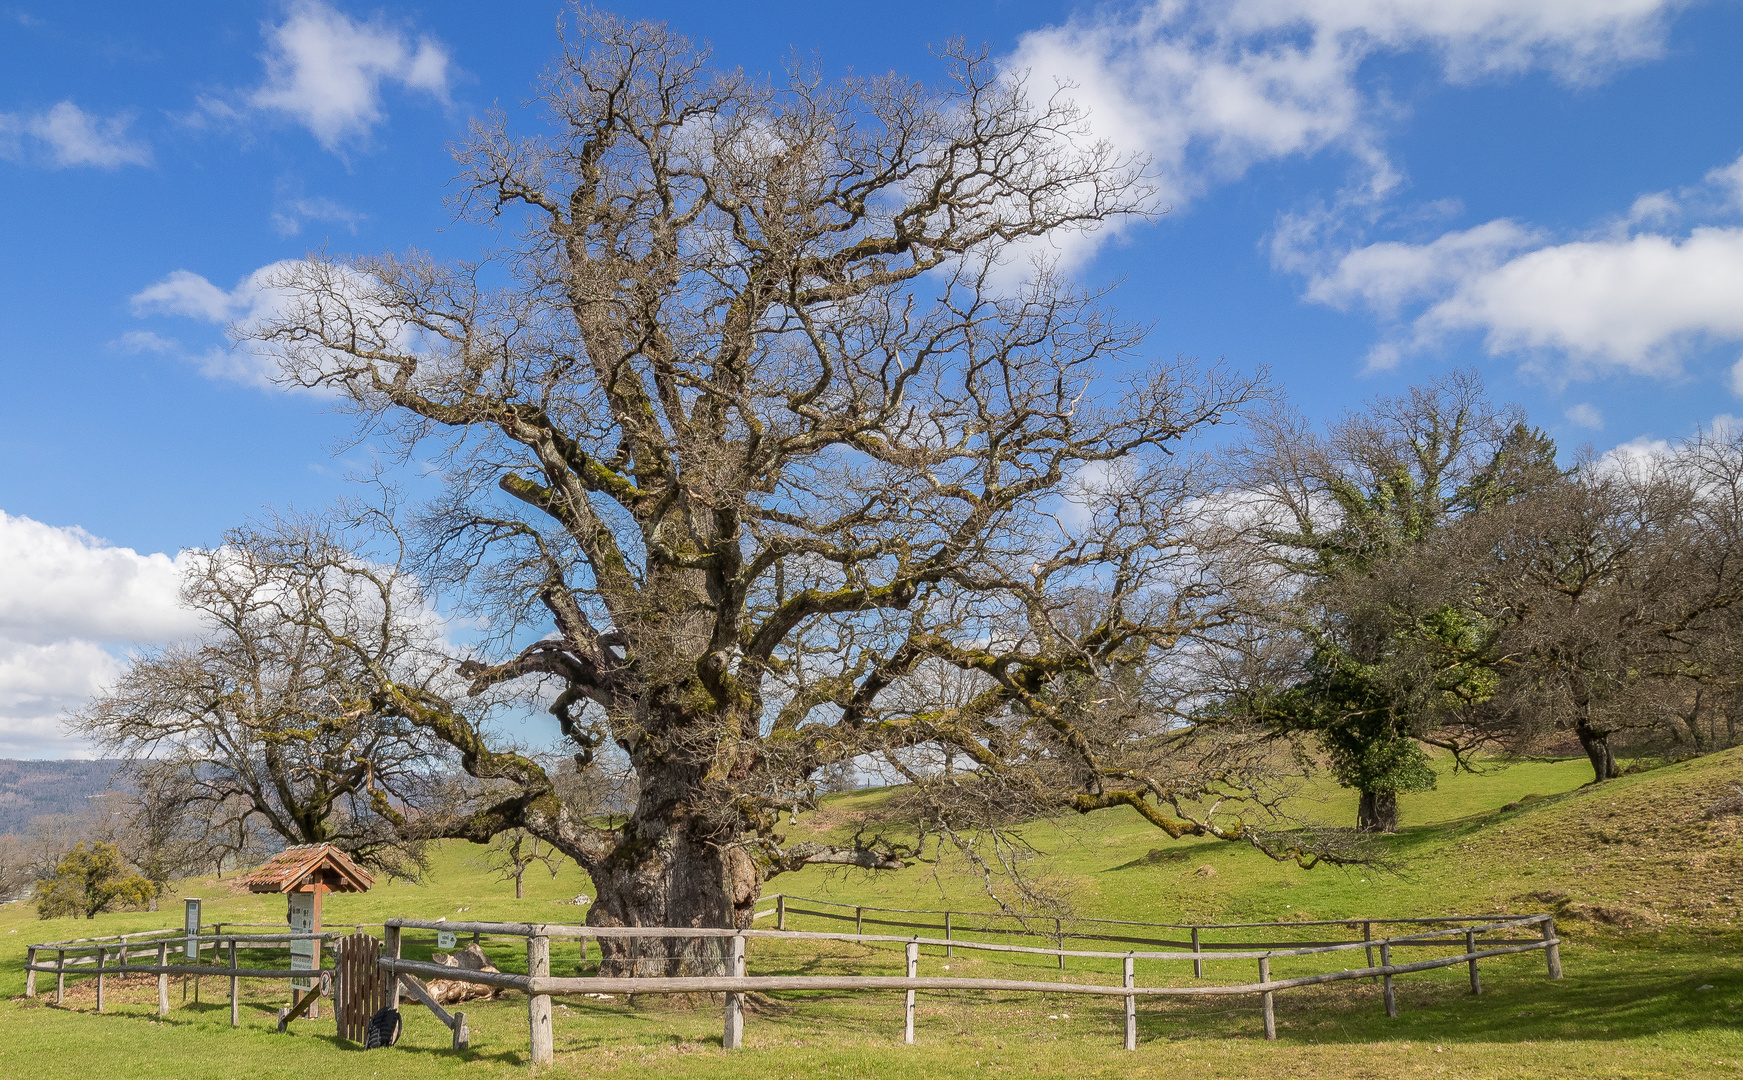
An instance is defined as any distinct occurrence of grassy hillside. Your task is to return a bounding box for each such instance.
[1,751,1738,1079]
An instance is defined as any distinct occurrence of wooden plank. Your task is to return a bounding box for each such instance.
[1259,958,1275,1040]
[1123,956,1136,1050]
[277,984,322,1032]
[722,935,745,1050]
[528,934,554,1065]
[397,972,456,1029]
[903,942,917,1044]
[1381,943,1396,1018]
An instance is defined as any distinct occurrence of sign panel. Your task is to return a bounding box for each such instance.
[288,891,317,991]
[436,931,457,950]
[184,897,202,966]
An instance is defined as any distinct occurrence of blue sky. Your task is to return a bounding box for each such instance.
[4,0,1743,756]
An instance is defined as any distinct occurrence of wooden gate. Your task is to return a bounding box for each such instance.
[333,932,391,1042]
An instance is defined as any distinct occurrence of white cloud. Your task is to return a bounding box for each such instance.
[1008,0,1680,213]
[1563,403,1603,430]
[110,329,178,355]
[1294,148,1743,379]
[1420,227,1743,378]
[270,194,366,238]
[0,513,196,757]
[0,101,150,168]
[250,0,451,150]
[1728,357,1743,398]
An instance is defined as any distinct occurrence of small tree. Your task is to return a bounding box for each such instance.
[35,841,156,920]
[479,829,566,899]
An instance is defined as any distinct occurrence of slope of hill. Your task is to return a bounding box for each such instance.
[0,760,124,835]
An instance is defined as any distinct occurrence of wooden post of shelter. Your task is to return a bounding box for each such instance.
[904,940,918,1044]
[1123,955,1136,1050]
[1380,942,1396,1018]
[1259,957,1275,1040]
[722,934,746,1050]
[528,929,554,1065]
[237,843,373,1030]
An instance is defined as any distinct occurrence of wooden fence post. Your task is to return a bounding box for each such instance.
[945,912,953,959]
[56,948,65,1005]
[23,947,36,998]
[856,907,864,935]
[1259,957,1275,1040]
[453,1012,471,1051]
[1380,942,1396,1018]
[1363,922,1376,983]
[96,947,107,1013]
[1541,917,1563,980]
[903,940,918,1045]
[229,939,240,1027]
[157,942,169,1015]
[528,931,554,1065]
[1123,954,1136,1051]
[1055,918,1065,971]
[384,924,403,1009]
[776,895,786,932]
[1191,928,1202,979]
[723,934,746,1050]
[1465,929,1481,995]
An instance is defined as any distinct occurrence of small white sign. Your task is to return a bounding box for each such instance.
[437,931,457,949]
[288,892,316,991]
[184,897,201,964]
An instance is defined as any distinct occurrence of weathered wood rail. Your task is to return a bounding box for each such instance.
[377,912,1564,1065]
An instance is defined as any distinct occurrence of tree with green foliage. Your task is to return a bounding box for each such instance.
[35,841,157,920]
[1228,372,1559,831]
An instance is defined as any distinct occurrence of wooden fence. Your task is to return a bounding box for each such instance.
[23,926,347,1028]
[378,911,1564,1064]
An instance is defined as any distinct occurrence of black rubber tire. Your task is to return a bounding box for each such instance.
[364,1007,402,1049]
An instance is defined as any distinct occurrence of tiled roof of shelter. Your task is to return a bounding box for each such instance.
[238,843,374,894]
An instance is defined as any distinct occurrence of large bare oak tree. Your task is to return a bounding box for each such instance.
[245,11,1320,973]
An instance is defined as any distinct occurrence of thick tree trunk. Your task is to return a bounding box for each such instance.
[1576,719,1619,782]
[1356,789,1399,833]
[583,754,761,977]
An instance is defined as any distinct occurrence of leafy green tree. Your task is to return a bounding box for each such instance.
[35,841,157,920]
[1231,373,1558,831]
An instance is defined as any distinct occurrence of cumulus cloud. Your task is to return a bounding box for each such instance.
[0,513,197,757]
[1564,403,1604,430]
[249,0,451,150]
[0,101,151,168]
[1008,0,1680,212]
[1293,151,1743,379]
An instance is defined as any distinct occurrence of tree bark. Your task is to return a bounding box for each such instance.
[1356,790,1400,833]
[1576,719,1619,782]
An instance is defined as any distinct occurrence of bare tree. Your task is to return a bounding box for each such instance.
[477,829,566,899]
[244,11,1342,974]
[1435,436,1743,781]
[71,520,456,876]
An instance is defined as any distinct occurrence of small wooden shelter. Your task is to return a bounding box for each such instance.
[241,844,374,1015]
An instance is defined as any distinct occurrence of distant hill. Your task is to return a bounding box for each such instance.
[0,760,127,835]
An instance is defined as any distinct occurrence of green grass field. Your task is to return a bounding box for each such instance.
[3,749,1740,1079]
